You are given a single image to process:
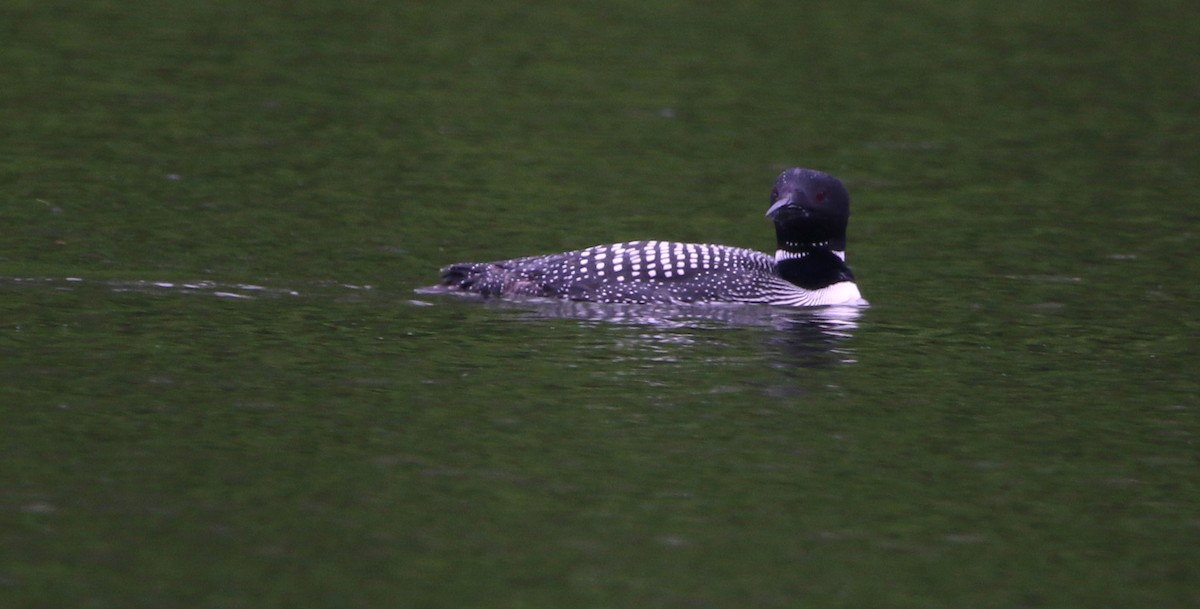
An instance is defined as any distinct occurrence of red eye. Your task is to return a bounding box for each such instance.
[814,191,827,202]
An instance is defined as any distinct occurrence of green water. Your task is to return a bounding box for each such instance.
[3,1,1198,607]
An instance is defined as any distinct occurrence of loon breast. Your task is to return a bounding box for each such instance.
[434,167,865,307]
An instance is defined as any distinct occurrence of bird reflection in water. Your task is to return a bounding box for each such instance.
[479,298,863,368]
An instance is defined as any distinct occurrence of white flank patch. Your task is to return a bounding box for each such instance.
[808,281,864,306]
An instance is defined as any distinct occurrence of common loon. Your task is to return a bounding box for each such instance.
[436,167,865,307]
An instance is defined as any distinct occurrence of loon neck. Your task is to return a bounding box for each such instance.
[774,248,854,290]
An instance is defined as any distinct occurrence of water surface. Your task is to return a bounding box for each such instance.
[2,1,1198,608]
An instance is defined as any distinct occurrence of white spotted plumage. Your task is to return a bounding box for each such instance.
[439,241,861,306]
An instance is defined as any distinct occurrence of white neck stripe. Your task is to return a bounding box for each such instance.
[775,249,846,262]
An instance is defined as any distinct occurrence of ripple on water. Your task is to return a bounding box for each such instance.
[0,276,381,300]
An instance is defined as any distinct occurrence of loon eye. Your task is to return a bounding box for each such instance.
[814,191,827,202]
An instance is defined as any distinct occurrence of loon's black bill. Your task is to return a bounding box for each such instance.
[765,197,790,218]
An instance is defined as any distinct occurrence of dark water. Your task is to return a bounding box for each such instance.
[3,1,1198,607]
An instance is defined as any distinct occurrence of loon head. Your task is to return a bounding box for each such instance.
[765,167,850,255]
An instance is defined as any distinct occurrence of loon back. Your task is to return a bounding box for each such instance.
[436,167,865,307]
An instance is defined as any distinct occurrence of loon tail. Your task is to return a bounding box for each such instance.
[440,262,493,292]
[440,261,556,298]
